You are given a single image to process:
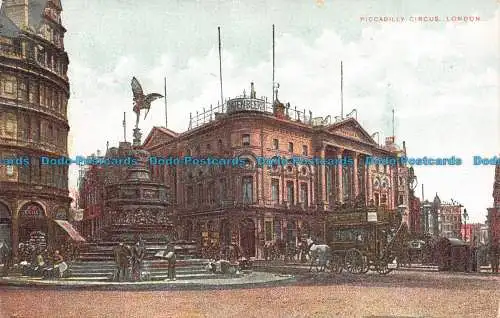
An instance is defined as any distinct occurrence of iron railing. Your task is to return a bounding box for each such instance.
[188,95,320,130]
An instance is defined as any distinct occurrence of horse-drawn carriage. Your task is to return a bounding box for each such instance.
[308,206,408,275]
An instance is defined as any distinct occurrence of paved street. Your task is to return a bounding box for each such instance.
[1,271,499,318]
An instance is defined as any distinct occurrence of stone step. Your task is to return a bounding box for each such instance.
[69,267,207,274]
[70,259,209,266]
[64,272,219,281]
[69,269,209,277]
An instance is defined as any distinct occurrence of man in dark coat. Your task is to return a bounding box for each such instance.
[113,243,131,281]
[1,242,12,276]
[165,243,176,281]
[490,239,499,274]
[131,241,146,281]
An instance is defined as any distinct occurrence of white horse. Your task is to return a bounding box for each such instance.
[306,238,331,272]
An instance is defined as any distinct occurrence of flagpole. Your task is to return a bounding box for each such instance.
[218,26,224,109]
[341,61,344,119]
[123,112,126,142]
[392,108,395,137]
[272,24,275,105]
[164,76,168,128]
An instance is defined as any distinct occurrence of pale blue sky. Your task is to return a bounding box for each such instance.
[25,0,500,222]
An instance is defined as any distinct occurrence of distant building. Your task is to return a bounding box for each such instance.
[420,199,434,236]
[421,193,463,239]
[77,158,106,239]
[478,224,489,245]
[461,223,486,243]
[438,198,462,239]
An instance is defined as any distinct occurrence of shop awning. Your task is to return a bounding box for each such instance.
[54,220,86,242]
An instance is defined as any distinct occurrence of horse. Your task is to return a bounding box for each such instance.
[306,238,331,272]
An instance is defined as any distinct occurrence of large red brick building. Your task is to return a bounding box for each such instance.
[141,84,408,258]
[487,165,500,243]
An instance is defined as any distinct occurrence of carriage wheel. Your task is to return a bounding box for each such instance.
[328,254,343,274]
[345,248,364,274]
[376,260,393,275]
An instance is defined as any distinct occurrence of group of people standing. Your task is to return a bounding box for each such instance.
[112,240,177,281]
[112,240,146,281]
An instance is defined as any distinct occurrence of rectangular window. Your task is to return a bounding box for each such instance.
[272,139,279,150]
[374,193,380,206]
[399,195,404,205]
[29,81,39,104]
[265,221,273,241]
[274,218,281,239]
[220,178,226,201]
[300,183,308,206]
[242,134,250,146]
[186,186,193,205]
[381,194,387,205]
[33,119,40,142]
[40,85,45,106]
[46,87,51,108]
[31,157,39,183]
[326,167,332,197]
[271,179,279,203]
[208,181,215,204]
[198,183,203,205]
[18,78,28,101]
[302,145,308,156]
[23,115,30,140]
[242,176,253,203]
[288,142,293,152]
[286,181,294,205]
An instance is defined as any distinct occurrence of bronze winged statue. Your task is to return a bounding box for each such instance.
[131,77,164,128]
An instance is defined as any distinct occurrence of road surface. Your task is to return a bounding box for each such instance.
[1,271,499,317]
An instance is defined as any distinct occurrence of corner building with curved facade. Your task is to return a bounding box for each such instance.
[0,0,70,257]
[143,85,410,259]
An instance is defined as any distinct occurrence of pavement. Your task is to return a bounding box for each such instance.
[0,271,296,290]
[253,260,497,275]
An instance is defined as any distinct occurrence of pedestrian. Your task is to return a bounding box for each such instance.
[490,239,499,274]
[53,250,68,278]
[131,241,145,281]
[470,237,478,272]
[1,242,12,277]
[165,243,176,281]
[113,242,131,281]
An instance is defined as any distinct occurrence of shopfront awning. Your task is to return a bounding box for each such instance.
[54,220,86,242]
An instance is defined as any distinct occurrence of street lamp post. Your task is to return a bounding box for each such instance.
[462,208,468,241]
[397,204,407,225]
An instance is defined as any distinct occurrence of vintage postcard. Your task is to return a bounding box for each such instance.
[0,0,499,317]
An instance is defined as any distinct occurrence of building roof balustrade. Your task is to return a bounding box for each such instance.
[188,94,319,130]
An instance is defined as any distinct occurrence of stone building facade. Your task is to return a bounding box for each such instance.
[77,161,105,239]
[438,199,462,239]
[408,194,421,235]
[0,0,71,257]
[487,165,500,243]
[142,84,407,259]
